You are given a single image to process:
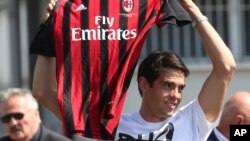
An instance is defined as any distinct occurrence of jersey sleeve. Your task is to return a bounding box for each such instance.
[29,15,56,57]
[156,0,191,28]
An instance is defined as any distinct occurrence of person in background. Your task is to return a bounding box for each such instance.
[207,91,250,141]
[0,88,72,141]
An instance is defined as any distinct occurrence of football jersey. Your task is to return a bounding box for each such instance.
[30,0,191,139]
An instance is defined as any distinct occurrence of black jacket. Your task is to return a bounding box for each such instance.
[0,126,72,141]
[207,130,219,141]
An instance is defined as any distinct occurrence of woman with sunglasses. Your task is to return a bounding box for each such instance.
[0,88,72,141]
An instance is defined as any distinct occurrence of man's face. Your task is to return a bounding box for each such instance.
[1,96,38,140]
[141,69,185,121]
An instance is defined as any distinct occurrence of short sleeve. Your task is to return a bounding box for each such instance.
[29,15,56,57]
[156,0,191,28]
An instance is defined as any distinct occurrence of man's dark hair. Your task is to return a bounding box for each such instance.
[137,50,190,96]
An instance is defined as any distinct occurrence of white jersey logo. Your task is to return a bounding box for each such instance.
[122,0,134,12]
[71,16,137,41]
[74,4,87,11]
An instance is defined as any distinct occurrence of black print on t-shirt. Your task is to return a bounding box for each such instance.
[118,123,174,141]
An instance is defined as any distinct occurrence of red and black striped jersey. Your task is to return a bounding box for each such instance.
[30,0,190,139]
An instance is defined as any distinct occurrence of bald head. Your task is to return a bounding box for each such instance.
[224,91,250,117]
[217,91,250,139]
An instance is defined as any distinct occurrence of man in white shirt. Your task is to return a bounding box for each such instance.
[115,0,236,140]
[36,0,236,140]
[207,91,250,141]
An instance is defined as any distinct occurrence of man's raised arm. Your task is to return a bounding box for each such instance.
[32,55,61,120]
[178,0,236,122]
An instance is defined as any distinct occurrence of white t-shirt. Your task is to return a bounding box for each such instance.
[115,99,217,141]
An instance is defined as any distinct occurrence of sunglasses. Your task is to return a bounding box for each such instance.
[0,113,24,123]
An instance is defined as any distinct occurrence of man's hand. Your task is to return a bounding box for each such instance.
[45,0,57,19]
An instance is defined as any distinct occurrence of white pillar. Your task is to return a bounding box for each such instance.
[228,0,242,60]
